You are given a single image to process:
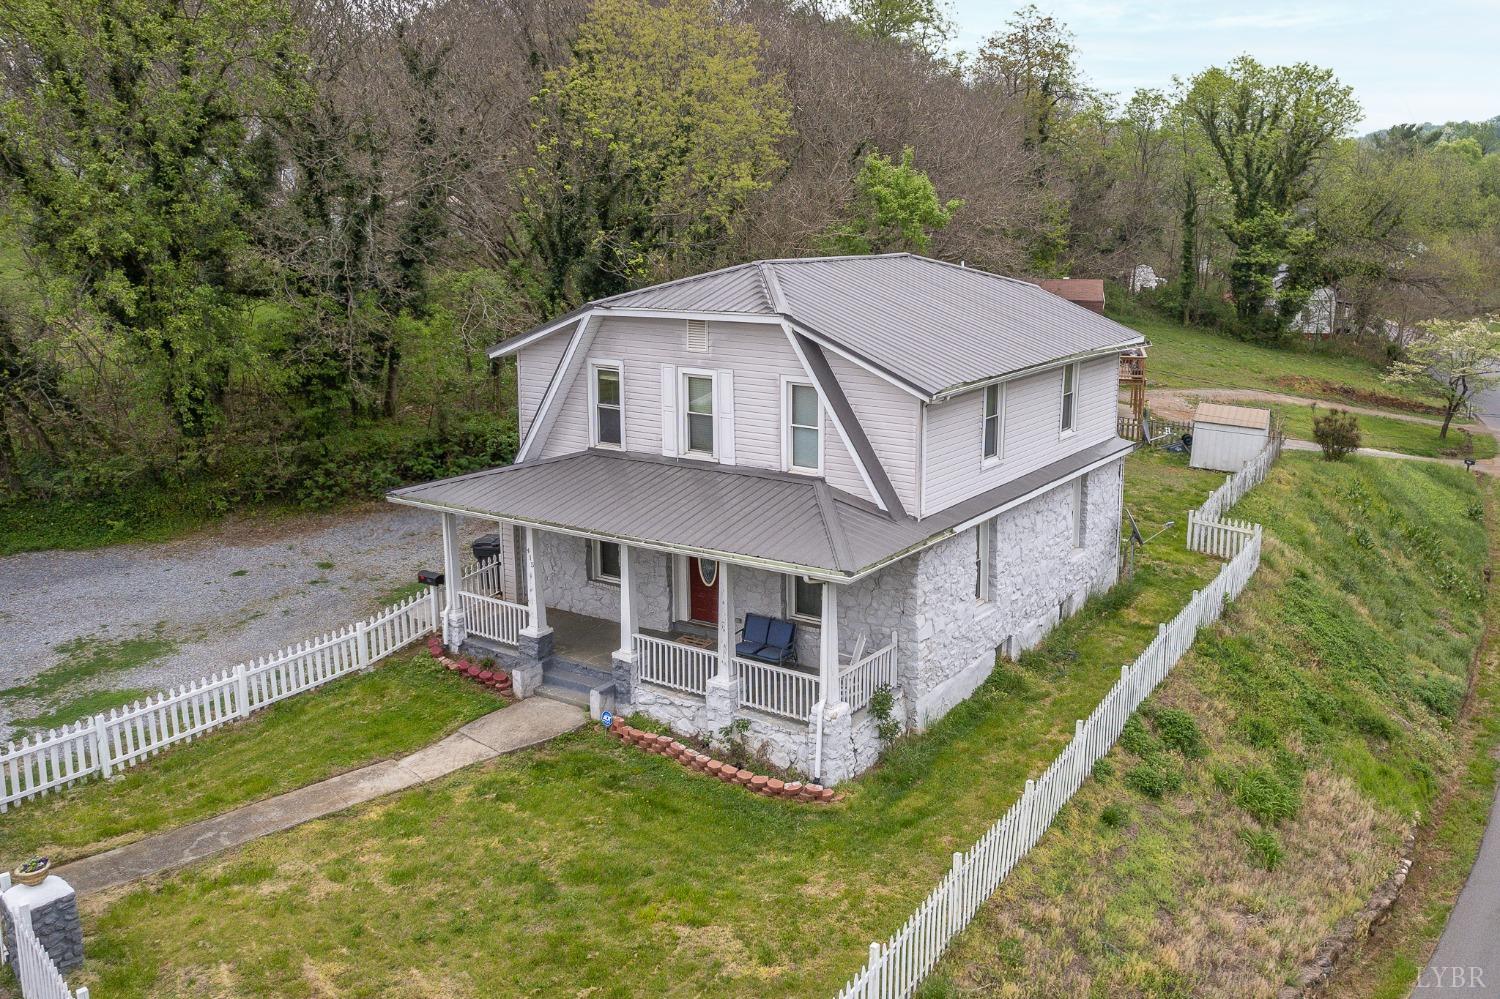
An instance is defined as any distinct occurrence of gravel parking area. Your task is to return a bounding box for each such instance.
[0,504,487,738]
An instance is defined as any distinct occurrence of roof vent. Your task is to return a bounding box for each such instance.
[685,319,709,352]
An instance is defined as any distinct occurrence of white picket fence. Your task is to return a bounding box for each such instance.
[1186,512,1259,560]
[0,556,502,814]
[1195,433,1283,523]
[0,875,88,999]
[835,527,1263,998]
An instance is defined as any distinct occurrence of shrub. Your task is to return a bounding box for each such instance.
[1152,708,1207,758]
[1414,673,1465,719]
[1091,758,1115,782]
[1125,756,1184,799]
[1120,716,1160,757]
[870,684,901,745]
[1240,828,1284,870]
[1311,407,1361,461]
[1099,802,1130,828]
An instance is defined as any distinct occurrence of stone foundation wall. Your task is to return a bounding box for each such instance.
[909,460,1123,727]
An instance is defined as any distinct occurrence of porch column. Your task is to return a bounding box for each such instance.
[610,545,638,711]
[813,580,854,786]
[705,559,738,730]
[441,512,467,650]
[818,580,840,704]
[512,526,550,698]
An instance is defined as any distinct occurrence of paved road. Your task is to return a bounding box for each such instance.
[0,504,480,739]
[1416,385,1500,996]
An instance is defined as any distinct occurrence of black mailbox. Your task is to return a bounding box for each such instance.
[472,533,502,562]
[418,569,445,586]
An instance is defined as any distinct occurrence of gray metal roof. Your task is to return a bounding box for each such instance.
[489,254,1146,399]
[387,439,1133,580]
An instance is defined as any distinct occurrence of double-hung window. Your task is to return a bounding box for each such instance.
[1060,363,1078,435]
[785,381,821,472]
[682,372,716,457]
[982,383,1004,462]
[592,363,622,448]
[787,574,822,624]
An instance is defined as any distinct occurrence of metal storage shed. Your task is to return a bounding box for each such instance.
[1190,403,1271,472]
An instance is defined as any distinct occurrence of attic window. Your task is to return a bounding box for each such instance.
[685,319,710,352]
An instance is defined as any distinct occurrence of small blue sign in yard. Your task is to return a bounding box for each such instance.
[600,709,614,728]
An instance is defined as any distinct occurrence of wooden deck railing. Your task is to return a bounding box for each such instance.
[840,639,898,713]
[458,592,528,647]
[634,634,715,696]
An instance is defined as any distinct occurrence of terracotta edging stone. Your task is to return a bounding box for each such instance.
[425,636,514,697]
[603,723,844,804]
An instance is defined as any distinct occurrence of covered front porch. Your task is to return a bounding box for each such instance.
[439,515,898,726]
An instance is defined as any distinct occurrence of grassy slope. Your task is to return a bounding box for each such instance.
[927,454,1488,997]
[0,653,503,870]
[67,452,1224,998]
[1114,307,1443,414]
[1267,402,1497,459]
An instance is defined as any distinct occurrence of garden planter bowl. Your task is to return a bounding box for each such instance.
[14,858,49,887]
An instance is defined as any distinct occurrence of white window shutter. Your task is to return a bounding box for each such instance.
[660,365,678,456]
[717,369,736,465]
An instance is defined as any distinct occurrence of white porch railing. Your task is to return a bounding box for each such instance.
[634,634,715,696]
[459,591,528,647]
[738,657,821,721]
[840,639,899,714]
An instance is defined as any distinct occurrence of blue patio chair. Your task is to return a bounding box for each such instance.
[750,617,797,666]
[736,613,773,659]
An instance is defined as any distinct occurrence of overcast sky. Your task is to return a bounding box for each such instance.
[947,0,1500,133]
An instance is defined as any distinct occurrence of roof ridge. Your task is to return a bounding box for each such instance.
[811,480,857,572]
[595,259,773,309]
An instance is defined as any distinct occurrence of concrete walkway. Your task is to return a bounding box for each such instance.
[56,697,583,895]
[1282,438,1485,469]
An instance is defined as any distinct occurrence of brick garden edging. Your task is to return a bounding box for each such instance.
[425,636,514,697]
[604,722,844,804]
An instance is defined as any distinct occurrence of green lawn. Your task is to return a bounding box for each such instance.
[1115,308,1445,415]
[1268,402,1497,459]
[68,451,1226,998]
[927,454,1489,996]
[0,653,503,870]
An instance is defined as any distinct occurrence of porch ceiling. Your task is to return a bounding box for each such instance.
[387,439,1133,582]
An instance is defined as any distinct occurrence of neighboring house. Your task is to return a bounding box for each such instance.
[1035,278,1106,314]
[388,254,1145,782]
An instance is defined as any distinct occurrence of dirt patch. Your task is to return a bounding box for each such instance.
[1272,376,1442,415]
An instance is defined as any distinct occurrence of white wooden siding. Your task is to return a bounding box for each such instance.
[516,331,572,441]
[922,355,1118,515]
[822,352,921,512]
[533,317,878,504]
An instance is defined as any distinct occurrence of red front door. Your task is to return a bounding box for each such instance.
[688,558,719,625]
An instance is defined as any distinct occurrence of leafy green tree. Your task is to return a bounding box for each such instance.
[1387,316,1500,438]
[1181,57,1360,336]
[0,0,306,436]
[521,0,790,309]
[847,0,952,53]
[824,147,962,254]
[974,5,1086,152]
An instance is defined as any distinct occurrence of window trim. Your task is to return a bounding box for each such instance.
[785,573,823,626]
[781,376,823,475]
[1059,362,1079,437]
[1070,478,1085,549]
[975,518,993,602]
[589,539,622,585]
[679,367,718,460]
[588,359,624,450]
[981,382,1005,465]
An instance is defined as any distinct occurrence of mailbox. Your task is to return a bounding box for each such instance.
[417,569,445,586]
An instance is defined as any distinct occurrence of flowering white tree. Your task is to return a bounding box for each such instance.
[1387,316,1500,439]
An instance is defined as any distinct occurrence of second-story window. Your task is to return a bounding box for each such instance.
[785,381,821,472]
[1060,362,1078,434]
[982,383,1004,462]
[683,371,716,457]
[592,363,622,448]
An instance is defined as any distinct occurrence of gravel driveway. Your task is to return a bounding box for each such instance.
[0,503,481,739]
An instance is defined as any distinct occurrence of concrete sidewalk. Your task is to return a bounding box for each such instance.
[57,697,583,895]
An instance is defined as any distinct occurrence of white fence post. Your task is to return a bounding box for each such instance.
[92,713,112,779]
[234,663,250,719]
[356,620,371,670]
